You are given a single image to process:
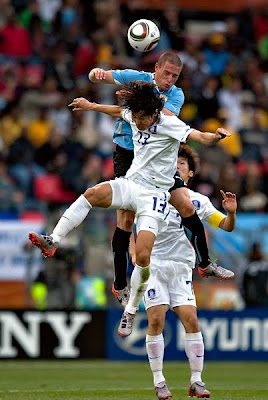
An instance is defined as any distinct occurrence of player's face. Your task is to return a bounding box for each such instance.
[154,61,181,91]
[132,111,158,131]
[177,156,193,183]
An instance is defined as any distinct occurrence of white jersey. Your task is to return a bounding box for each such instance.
[150,189,226,266]
[123,110,192,190]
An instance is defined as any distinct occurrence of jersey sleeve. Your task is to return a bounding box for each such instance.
[112,70,149,85]
[163,88,185,116]
[192,192,226,229]
[122,109,132,123]
[161,115,194,142]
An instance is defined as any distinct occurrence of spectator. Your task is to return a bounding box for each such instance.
[239,107,268,162]
[0,103,25,152]
[239,160,267,212]
[214,161,242,209]
[8,126,44,197]
[36,0,62,24]
[190,160,215,200]
[0,63,20,111]
[44,40,74,91]
[48,95,72,137]
[27,107,52,147]
[253,4,268,42]
[217,77,243,130]
[0,0,13,29]
[0,8,32,58]
[0,156,25,212]
[203,32,229,77]
[160,1,185,51]
[19,0,48,32]
[19,77,62,121]
[93,16,130,69]
[216,109,242,160]
[34,126,66,172]
[241,242,268,307]
[196,76,220,121]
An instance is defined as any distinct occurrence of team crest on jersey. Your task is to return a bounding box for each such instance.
[192,199,201,211]
[147,288,156,299]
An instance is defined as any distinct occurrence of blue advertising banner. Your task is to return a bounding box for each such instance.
[0,310,105,359]
[107,308,268,361]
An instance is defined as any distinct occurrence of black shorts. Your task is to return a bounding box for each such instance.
[169,172,188,192]
[113,145,134,178]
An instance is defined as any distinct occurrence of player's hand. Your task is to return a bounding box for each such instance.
[91,68,106,81]
[68,97,95,111]
[115,88,132,100]
[220,190,237,213]
[215,128,231,140]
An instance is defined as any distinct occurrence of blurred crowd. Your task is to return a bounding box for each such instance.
[0,0,268,216]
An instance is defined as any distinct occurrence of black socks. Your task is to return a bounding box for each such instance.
[181,212,209,268]
[112,227,132,290]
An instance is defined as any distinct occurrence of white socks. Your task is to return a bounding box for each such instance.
[146,334,165,386]
[51,195,92,245]
[185,331,204,384]
[146,331,204,387]
[125,264,150,315]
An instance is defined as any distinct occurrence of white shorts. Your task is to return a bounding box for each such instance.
[109,177,171,234]
[143,258,196,310]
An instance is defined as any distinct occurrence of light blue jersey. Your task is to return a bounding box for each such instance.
[112,69,184,150]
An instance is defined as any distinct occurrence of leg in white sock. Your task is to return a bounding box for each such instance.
[185,331,204,384]
[125,264,150,315]
[51,195,92,244]
[146,334,165,386]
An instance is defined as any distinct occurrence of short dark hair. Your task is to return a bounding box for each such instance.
[157,51,182,68]
[116,81,164,116]
[178,144,200,176]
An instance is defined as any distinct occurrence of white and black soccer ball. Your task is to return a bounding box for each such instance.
[127,19,160,52]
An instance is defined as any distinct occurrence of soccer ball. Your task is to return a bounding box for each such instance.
[127,19,160,52]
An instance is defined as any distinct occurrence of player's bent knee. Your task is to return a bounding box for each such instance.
[84,187,95,202]
[178,201,195,217]
[136,252,150,267]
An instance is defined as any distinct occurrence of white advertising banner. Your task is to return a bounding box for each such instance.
[0,221,44,280]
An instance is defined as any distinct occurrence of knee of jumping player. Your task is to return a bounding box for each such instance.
[135,249,150,267]
[84,187,95,203]
[179,200,195,218]
[84,183,112,208]
[170,188,195,218]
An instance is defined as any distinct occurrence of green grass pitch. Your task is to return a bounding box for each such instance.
[0,360,267,399]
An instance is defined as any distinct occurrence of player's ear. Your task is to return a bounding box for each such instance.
[189,170,194,178]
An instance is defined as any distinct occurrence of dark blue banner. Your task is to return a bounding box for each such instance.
[106,308,268,361]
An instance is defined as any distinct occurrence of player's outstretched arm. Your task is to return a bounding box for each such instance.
[68,97,123,118]
[218,190,237,232]
[88,68,115,84]
[188,127,231,146]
